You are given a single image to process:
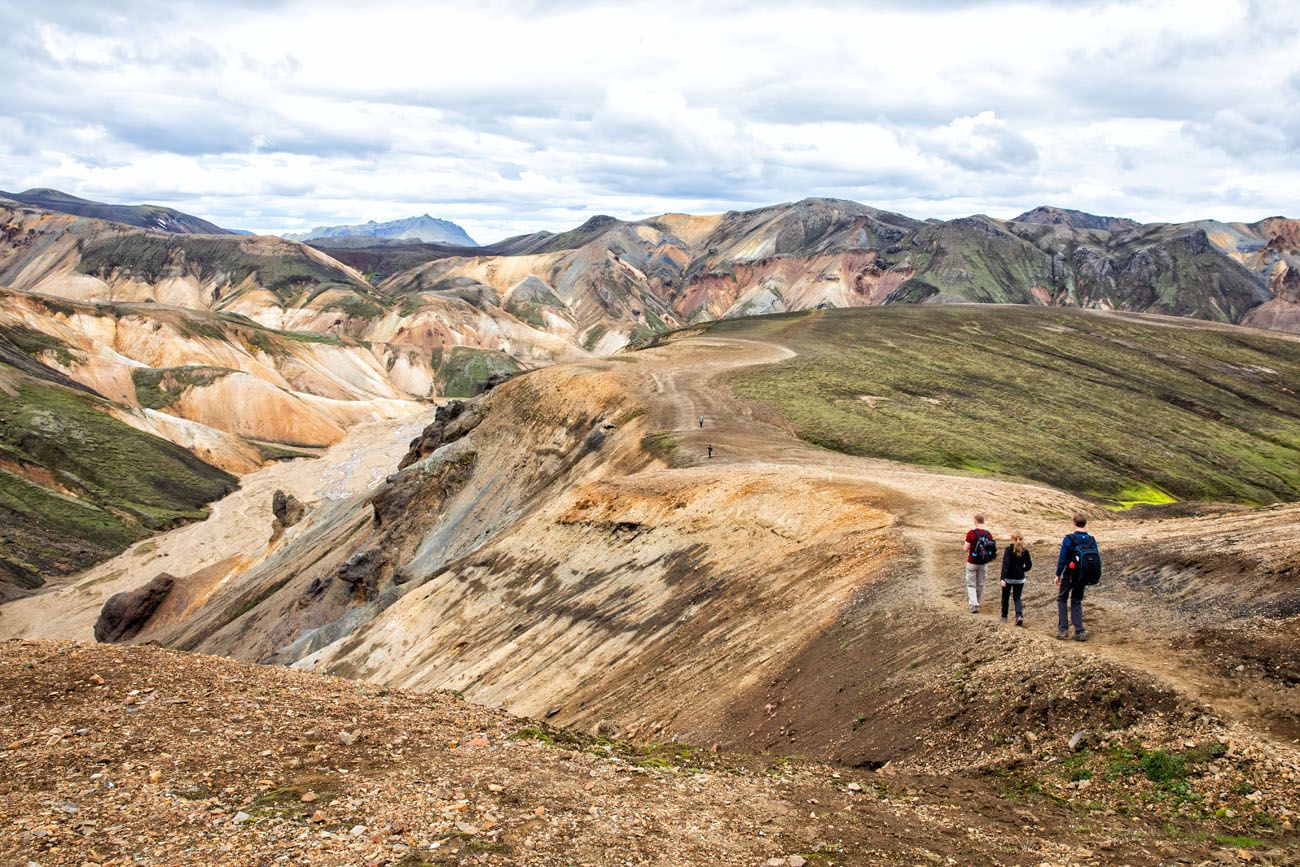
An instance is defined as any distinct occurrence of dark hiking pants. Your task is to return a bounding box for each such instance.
[1001,582,1023,619]
[1057,574,1085,633]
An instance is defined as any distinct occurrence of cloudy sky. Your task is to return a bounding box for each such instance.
[1,0,1297,243]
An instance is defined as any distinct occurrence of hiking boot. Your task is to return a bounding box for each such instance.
[1074,631,1088,642]
[1056,629,1069,640]
[970,605,979,614]
[999,616,1008,624]
[1015,617,1024,627]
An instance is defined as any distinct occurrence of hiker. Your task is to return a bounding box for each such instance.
[963,514,997,614]
[706,444,714,459]
[698,415,705,428]
[999,531,1031,626]
[1055,513,1102,641]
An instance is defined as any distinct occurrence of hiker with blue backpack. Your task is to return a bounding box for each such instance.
[964,514,997,614]
[1055,513,1102,641]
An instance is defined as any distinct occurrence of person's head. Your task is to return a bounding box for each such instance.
[973,513,985,526]
[1072,513,1088,529]
[1010,530,1026,555]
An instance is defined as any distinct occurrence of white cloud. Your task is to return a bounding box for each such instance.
[0,0,1298,240]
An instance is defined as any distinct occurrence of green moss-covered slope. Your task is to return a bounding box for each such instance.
[0,363,237,595]
[703,306,1300,506]
[432,347,523,398]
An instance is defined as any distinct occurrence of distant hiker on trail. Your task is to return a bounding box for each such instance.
[999,531,1031,626]
[964,514,997,614]
[1055,514,1102,641]
[698,415,705,429]
[706,444,714,459]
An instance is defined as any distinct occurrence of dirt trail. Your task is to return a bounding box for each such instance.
[633,333,1296,742]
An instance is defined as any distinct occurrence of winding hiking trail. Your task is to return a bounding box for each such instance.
[634,328,1299,744]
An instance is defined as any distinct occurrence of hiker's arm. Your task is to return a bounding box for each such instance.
[1055,538,1070,578]
[1024,551,1032,572]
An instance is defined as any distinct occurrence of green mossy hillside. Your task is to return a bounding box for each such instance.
[432,347,523,398]
[704,306,1300,505]
[0,364,237,591]
[132,366,236,410]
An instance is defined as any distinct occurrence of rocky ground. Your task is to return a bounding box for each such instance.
[1,641,1298,866]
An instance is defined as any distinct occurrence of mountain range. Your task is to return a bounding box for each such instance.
[1,189,1298,594]
[285,214,478,246]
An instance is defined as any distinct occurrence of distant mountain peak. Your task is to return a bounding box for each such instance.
[0,187,232,234]
[285,214,477,246]
[1013,205,1140,233]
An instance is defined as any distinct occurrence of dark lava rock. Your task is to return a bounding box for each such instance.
[272,489,307,528]
[337,549,391,599]
[94,573,175,643]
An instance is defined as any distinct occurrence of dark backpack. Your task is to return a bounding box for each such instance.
[970,529,997,565]
[1071,533,1102,586]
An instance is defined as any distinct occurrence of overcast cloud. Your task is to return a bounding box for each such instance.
[1,0,1297,242]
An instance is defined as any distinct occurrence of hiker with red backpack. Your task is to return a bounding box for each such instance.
[963,514,997,614]
[1055,513,1102,641]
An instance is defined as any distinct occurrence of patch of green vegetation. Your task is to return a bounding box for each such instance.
[433,346,523,398]
[0,323,80,367]
[1110,483,1178,511]
[510,724,714,772]
[640,431,692,468]
[504,284,564,329]
[705,306,1300,504]
[323,293,386,320]
[1139,750,1187,784]
[0,363,236,582]
[253,441,317,462]
[397,294,431,317]
[1215,835,1267,849]
[582,324,608,352]
[132,366,235,410]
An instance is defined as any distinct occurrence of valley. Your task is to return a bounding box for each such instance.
[2,190,1300,865]
[3,303,1298,864]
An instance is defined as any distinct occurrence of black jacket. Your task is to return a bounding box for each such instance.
[1000,546,1032,585]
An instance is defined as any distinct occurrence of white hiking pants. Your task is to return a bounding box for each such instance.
[965,562,987,607]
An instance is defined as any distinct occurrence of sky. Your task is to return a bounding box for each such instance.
[1,0,1298,244]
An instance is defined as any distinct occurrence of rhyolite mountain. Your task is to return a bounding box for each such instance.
[1012,205,1141,233]
[286,214,478,247]
[361,197,1299,335]
[0,188,233,235]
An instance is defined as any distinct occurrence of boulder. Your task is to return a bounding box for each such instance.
[94,573,176,643]
[271,490,307,528]
[337,549,391,599]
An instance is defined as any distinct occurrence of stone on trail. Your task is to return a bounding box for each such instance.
[338,731,358,746]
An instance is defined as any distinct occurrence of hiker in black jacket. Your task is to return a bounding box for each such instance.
[999,531,1031,626]
[1055,513,1101,642]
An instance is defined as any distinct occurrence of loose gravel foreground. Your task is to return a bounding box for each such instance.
[2,641,1298,866]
